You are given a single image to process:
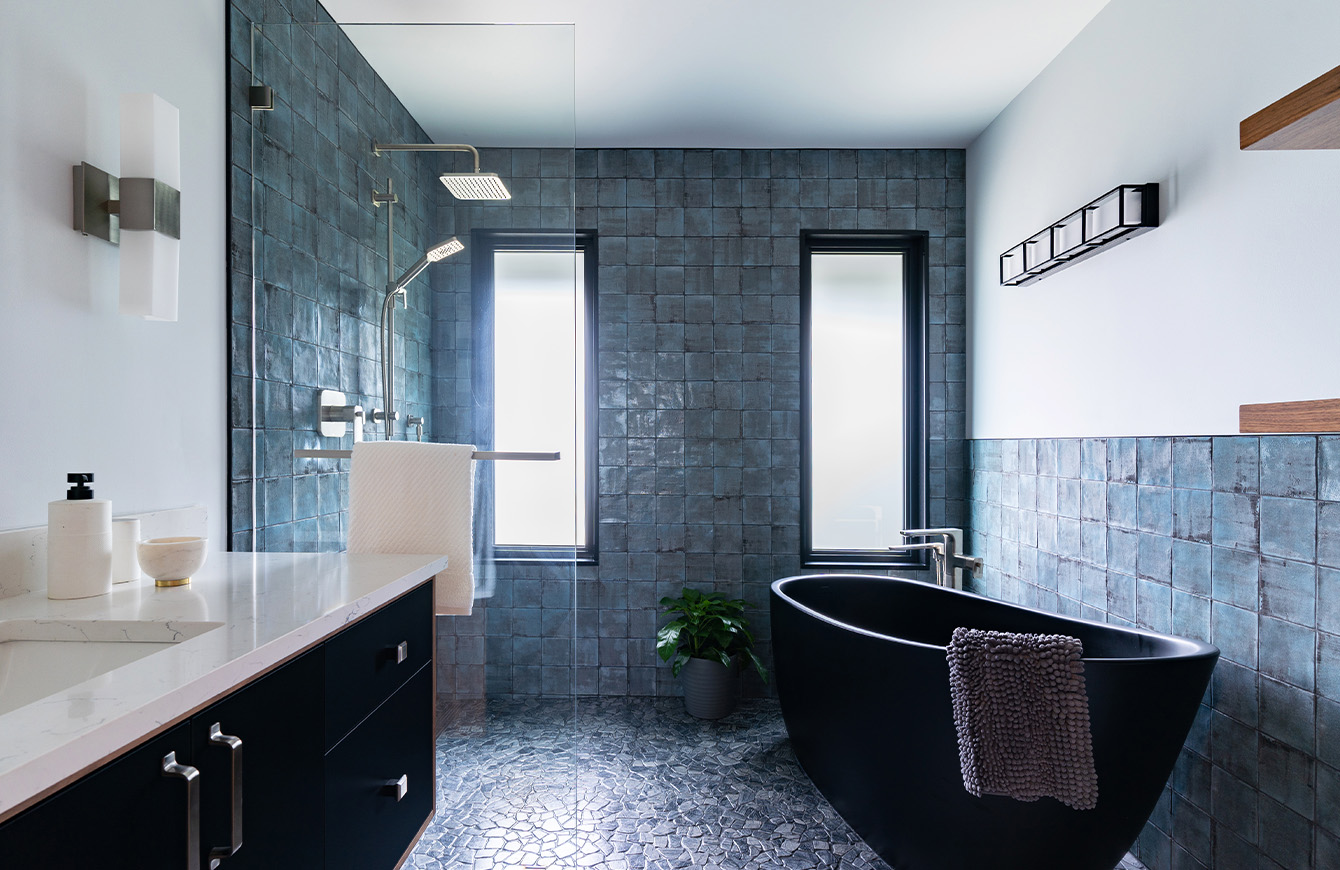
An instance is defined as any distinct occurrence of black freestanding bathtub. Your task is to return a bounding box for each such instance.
[770,574,1218,870]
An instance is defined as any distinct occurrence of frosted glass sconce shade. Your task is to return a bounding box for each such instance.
[120,94,180,187]
[999,183,1158,287]
[119,94,180,320]
[119,227,179,321]
[72,93,182,321]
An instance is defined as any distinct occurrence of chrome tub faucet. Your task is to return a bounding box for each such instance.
[893,528,983,589]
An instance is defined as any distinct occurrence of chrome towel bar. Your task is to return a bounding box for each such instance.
[294,449,559,461]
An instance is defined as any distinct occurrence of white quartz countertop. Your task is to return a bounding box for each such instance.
[0,551,448,822]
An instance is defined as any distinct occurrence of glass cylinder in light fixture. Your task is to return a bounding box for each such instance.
[1052,210,1085,258]
[119,94,180,321]
[1120,185,1145,227]
[1083,189,1122,242]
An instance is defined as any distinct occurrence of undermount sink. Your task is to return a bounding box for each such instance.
[0,619,223,716]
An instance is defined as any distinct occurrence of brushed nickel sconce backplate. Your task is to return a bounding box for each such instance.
[73,162,119,244]
[72,163,180,244]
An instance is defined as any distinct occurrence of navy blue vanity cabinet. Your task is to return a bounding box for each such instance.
[323,580,433,748]
[323,580,435,870]
[0,579,435,870]
[324,666,434,870]
[0,722,196,869]
[192,647,326,869]
[0,654,326,870]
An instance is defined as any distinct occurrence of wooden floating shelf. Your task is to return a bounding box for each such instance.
[1241,63,1340,150]
[1239,398,1340,433]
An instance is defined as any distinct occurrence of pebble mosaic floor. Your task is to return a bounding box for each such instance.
[408,696,1149,870]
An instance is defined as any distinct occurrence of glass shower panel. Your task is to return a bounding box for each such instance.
[234,15,578,869]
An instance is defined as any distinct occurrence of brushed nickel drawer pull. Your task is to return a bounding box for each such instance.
[161,751,201,870]
[382,774,408,801]
[207,723,244,867]
[395,641,408,664]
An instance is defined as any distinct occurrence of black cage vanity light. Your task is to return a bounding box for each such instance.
[1000,183,1159,286]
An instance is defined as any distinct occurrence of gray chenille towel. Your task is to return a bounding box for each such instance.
[946,627,1098,810]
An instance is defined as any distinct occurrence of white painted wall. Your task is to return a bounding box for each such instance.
[967,0,1340,439]
[0,0,226,537]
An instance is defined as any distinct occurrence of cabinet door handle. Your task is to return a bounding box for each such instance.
[208,723,244,867]
[386,640,408,664]
[382,774,408,801]
[161,751,201,870]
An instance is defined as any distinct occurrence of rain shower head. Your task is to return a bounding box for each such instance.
[439,171,511,201]
[372,142,513,201]
[390,236,464,293]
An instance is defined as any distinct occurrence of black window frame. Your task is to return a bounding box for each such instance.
[800,230,929,569]
[472,228,599,564]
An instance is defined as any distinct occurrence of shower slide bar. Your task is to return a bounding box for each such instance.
[294,449,560,461]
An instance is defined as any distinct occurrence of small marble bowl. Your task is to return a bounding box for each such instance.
[137,536,208,587]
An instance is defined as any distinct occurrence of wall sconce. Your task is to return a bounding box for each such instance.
[999,183,1159,287]
[72,94,181,321]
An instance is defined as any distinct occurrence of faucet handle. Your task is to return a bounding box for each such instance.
[900,528,961,540]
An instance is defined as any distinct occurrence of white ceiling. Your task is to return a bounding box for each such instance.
[321,0,1111,149]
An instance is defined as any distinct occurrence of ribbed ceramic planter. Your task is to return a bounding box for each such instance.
[680,656,738,719]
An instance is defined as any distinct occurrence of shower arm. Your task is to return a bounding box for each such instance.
[372,142,481,173]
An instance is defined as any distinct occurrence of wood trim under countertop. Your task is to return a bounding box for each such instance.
[1239,397,1340,433]
[395,812,436,870]
[1241,63,1340,150]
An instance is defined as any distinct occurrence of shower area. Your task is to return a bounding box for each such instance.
[228,5,595,865]
[228,3,586,697]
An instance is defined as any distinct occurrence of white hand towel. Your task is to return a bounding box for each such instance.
[347,441,477,616]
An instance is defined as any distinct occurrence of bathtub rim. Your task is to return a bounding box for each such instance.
[770,573,1219,664]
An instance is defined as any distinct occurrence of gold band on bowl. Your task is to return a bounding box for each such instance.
[154,577,192,588]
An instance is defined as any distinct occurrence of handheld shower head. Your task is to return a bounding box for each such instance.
[426,236,465,261]
[390,236,464,293]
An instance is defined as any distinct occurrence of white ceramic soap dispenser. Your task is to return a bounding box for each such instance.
[47,473,113,599]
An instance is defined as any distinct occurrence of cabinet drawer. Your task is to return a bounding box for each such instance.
[325,664,434,870]
[324,580,432,748]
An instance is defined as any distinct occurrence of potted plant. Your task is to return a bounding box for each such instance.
[656,587,768,719]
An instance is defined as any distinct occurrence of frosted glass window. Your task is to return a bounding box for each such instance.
[809,253,904,551]
[493,250,586,548]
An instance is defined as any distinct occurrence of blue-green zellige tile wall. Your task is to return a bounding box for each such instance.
[431,147,968,699]
[969,435,1340,870]
[228,0,438,551]
[226,3,969,702]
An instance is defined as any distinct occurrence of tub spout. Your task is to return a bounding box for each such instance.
[887,541,945,583]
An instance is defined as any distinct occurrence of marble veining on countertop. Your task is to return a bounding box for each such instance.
[0,550,448,822]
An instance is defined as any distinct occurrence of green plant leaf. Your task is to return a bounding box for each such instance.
[656,585,762,678]
[656,622,685,661]
[743,649,769,684]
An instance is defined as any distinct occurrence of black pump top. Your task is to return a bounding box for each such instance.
[66,473,95,500]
